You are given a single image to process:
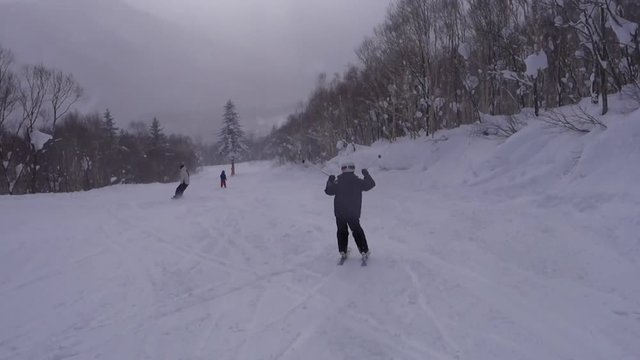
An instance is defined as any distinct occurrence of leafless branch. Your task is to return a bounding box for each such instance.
[472,114,526,138]
[540,105,607,133]
[50,70,83,134]
[19,64,51,134]
[0,46,18,130]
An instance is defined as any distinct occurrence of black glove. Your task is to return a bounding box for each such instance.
[328,175,336,182]
[361,169,369,176]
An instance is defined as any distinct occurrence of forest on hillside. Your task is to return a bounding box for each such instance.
[0,47,269,195]
[267,0,639,163]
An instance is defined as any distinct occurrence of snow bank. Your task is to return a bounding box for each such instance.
[570,107,640,191]
[324,97,640,197]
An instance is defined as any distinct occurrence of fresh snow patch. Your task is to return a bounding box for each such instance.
[30,130,52,151]
[525,50,548,77]
[458,42,471,60]
[610,15,638,47]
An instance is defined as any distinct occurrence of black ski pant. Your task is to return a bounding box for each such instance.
[174,183,188,197]
[336,217,369,254]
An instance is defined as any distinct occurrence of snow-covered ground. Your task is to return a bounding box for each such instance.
[2,102,640,359]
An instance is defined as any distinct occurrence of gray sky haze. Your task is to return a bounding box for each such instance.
[0,0,393,139]
[123,0,393,100]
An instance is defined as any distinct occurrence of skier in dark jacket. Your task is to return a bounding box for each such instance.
[324,161,376,259]
[220,170,227,188]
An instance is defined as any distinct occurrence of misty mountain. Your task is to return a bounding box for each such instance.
[0,0,292,139]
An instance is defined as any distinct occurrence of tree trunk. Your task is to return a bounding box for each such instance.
[600,6,609,115]
[533,76,540,117]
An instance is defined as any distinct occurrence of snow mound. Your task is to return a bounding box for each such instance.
[324,99,640,196]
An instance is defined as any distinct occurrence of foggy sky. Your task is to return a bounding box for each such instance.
[124,0,393,134]
[0,0,393,139]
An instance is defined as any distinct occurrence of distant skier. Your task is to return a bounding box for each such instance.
[172,164,190,199]
[220,170,227,188]
[324,161,375,261]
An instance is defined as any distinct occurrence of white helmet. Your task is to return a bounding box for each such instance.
[340,161,355,173]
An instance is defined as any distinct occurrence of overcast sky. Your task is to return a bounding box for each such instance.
[0,0,393,138]
[124,0,393,133]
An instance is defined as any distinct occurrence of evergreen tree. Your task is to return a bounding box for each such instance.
[149,117,166,149]
[147,117,167,182]
[100,109,119,184]
[103,109,118,142]
[217,100,247,175]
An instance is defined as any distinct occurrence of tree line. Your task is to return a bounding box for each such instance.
[0,45,256,195]
[266,0,640,163]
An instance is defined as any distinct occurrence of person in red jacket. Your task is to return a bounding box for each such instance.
[324,161,375,260]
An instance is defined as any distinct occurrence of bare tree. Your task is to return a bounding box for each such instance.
[0,46,18,129]
[17,64,52,193]
[0,46,20,193]
[266,0,638,163]
[49,70,83,135]
[556,0,634,114]
[19,65,51,133]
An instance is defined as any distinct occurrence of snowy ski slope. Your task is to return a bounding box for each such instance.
[1,104,640,359]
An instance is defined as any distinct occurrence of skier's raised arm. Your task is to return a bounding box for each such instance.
[324,175,337,195]
[360,169,375,191]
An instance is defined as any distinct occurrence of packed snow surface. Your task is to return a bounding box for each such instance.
[1,103,640,359]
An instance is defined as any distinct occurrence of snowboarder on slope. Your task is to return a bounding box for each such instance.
[220,170,227,188]
[173,164,190,199]
[324,161,376,259]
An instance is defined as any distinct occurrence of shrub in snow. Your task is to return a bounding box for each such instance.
[540,106,607,133]
[473,114,527,138]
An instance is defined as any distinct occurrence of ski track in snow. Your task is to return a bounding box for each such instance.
[1,153,639,360]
